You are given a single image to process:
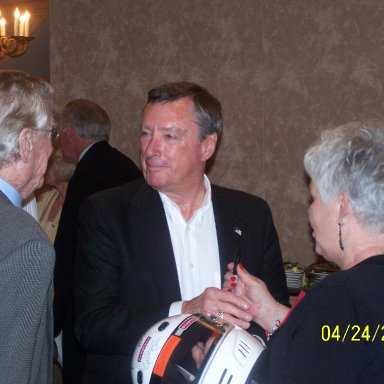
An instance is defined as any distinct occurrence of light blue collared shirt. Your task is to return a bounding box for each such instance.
[0,178,22,207]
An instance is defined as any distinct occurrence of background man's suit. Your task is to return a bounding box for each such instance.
[54,140,142,383]
[74,179,289,384]
[0,192,55,384]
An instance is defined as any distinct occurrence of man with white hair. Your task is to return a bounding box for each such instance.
[0,70,56,384]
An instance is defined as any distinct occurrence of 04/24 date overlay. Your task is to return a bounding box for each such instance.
[322,325,384,342]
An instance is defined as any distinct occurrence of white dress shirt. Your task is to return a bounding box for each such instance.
[159,175,221,315]
[23,194,39,221]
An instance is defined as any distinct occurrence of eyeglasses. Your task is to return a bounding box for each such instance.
[32,128,60,143]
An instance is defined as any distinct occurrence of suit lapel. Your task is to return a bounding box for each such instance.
[125,183,247,301]
[129,184,181,302]
[212,185,247,276]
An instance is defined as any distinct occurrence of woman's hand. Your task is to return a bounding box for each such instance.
[191,342,205,369]
[191,335,215,369]
[223,262,246,297]
[225,262,289,332]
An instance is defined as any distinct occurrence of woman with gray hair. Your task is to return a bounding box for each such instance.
[220,121,384,383]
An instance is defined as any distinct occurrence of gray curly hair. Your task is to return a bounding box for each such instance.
[304,121,384,234]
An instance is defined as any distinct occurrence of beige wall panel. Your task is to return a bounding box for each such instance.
[50,0,384,267]
[262,1,384,264]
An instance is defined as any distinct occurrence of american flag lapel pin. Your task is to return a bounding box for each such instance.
[234,227,242,237]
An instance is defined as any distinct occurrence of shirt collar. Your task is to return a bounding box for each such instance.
[0,178,22,207]
[201,174,212,211]
[79,140,104,162]
[159,175,212,216]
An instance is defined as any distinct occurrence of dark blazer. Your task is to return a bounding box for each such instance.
[74,179,288,384]
[54,140,142,383]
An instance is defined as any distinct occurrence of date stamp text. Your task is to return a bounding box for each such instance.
[321,325,384,342]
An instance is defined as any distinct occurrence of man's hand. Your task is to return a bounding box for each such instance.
[181,287,252,329]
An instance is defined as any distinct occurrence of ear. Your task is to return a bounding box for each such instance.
[338,191,350,223]
[64,126,74,140]
[19,128,34,163]
[201,133,217,162]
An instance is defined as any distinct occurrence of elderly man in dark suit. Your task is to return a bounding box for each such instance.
[54,99,142,384]
[74,82,288,384]
[0,70,56,383]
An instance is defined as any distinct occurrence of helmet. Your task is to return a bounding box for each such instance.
[131,313,264,384]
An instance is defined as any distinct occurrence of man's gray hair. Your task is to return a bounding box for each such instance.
[0,70,54,168]
[61,99,111,139]
[304,121,384,234]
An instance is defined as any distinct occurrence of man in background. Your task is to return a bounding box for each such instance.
[54,99,142,384]
[74,82,289,384]
[0,70,56,383]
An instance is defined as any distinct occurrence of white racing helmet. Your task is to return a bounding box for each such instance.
[131,313,264,384]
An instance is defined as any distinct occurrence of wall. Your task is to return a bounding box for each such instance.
[50,0,384,268]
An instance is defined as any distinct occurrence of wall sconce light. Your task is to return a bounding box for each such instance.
[0,8,34,58]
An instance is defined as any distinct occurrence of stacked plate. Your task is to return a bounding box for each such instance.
[306,262,339,286]
[285,269,304,289]
[311,271,330,284]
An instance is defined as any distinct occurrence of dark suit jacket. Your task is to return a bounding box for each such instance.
[53,141,142,383]
[54,140,142,335]
[74,180,288,384]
